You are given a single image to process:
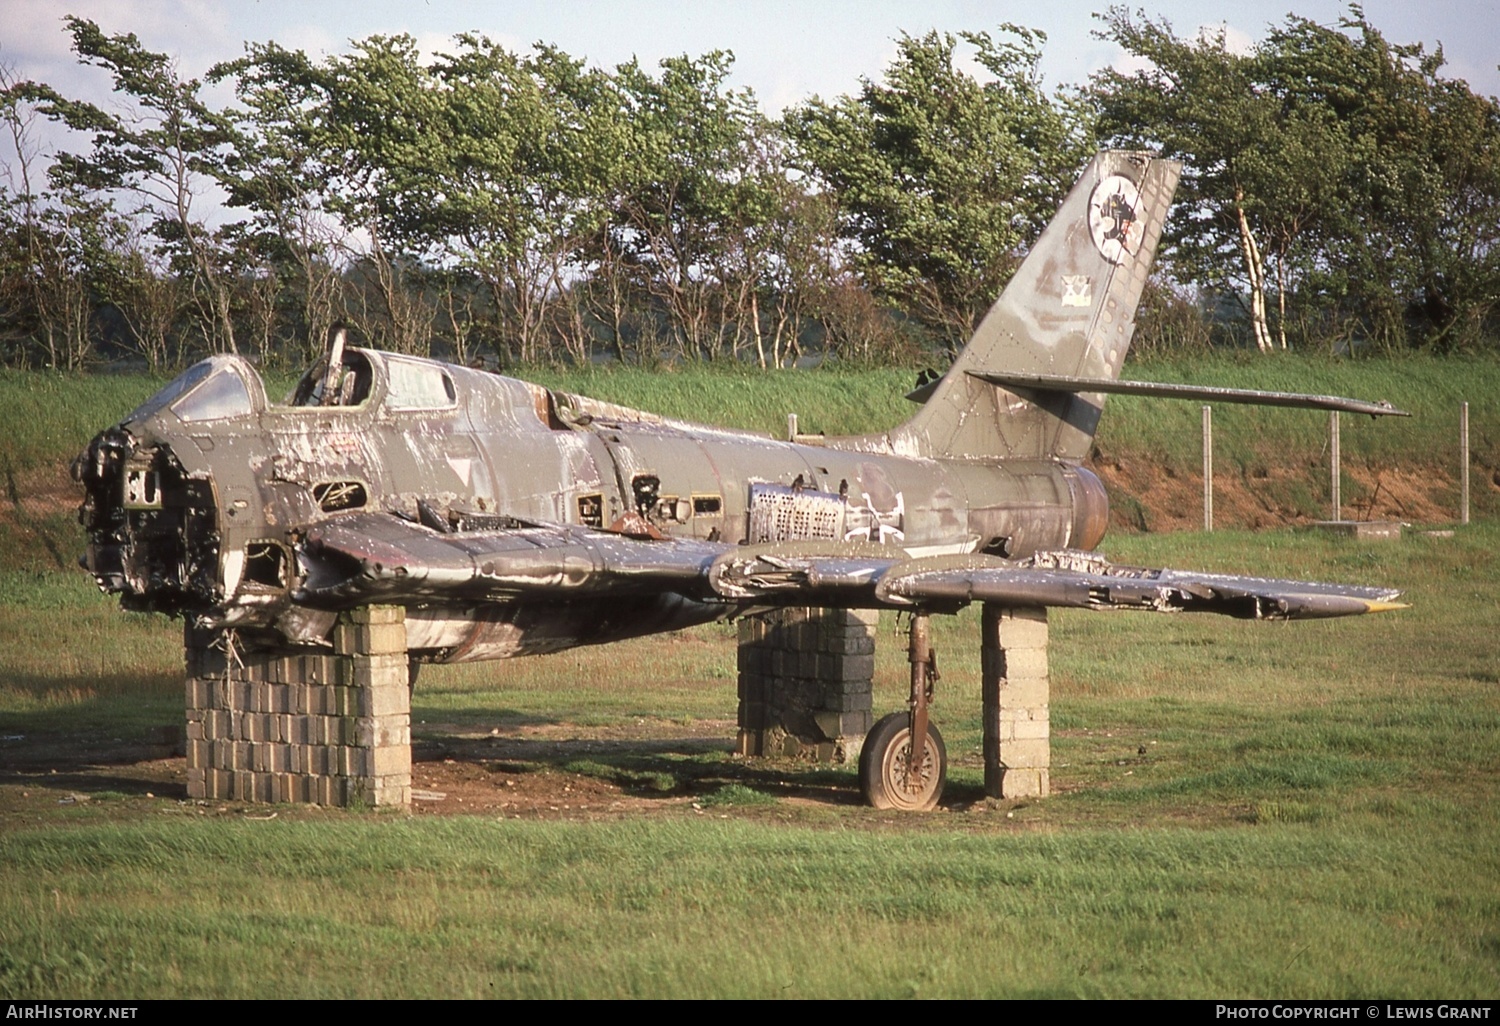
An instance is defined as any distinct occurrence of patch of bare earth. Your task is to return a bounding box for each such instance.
[408,719,742,818]
[0,718,879,827]
[1092,456,1460,532]
[0,715,1257,831]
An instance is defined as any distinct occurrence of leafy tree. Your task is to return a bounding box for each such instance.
[1091,5,1500,352]
[34,17,241,356]
[0,64,50,365]
[0,63,146,370]
[731,127,842,369]
[1090,10,1290,350]
[786,27,1087,354]
[606,51,766,360]
[1266,13,1500,351]
[293,34,439,356]
[420,38,627,363]
[0,183,115,370]
[211,42,352,365]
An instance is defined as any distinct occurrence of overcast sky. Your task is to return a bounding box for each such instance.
[4,0,1498,118]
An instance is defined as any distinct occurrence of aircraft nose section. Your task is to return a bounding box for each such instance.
[74,426,134,588]
[74,422,221,613]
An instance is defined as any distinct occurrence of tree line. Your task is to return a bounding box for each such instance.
[2,5,1497,373]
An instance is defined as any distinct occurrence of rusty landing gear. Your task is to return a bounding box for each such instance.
[859,611,947,811]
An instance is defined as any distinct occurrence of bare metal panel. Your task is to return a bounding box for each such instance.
[746,483,847,544]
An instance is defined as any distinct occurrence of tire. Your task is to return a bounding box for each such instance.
[858,711,946,812]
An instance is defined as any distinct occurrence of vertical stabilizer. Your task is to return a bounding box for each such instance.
[893,151,1181,462]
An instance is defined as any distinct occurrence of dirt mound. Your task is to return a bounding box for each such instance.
[1092,455,1463,533]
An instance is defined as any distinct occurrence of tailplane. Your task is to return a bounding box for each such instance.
[892,151,1182,462]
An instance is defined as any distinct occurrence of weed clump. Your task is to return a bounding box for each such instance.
[699,783,777,808]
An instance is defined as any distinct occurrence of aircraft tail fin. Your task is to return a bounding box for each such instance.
[893,151,1182,462]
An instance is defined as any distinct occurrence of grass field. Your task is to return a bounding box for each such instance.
[1,526,1497,997]
[1,357,1498,997]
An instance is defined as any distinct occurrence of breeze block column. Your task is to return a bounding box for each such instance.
[981,604,1050,798]
[736,606,876,762]
[184,605,412,807]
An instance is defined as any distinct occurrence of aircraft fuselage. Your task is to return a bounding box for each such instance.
[76,348,1108,660]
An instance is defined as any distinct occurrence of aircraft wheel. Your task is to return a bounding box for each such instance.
[858,712,946,812]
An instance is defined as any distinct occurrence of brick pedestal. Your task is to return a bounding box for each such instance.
[981,604,1050,798]
[184,605,412,807]
[736,607,877,762]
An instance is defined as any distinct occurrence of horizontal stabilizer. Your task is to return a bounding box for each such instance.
[968,371,1410,417]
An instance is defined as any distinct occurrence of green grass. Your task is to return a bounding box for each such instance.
[0,817,1495,998]
[1100,353,1499,473]
[0,368,301,474]
[698,782,779,808]
[0,571,182,734]
[522,362,915,438]
[3,524,1498,996]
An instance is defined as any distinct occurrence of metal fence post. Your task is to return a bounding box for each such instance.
[1330,410,1341,521]
[1461,401,1470,525]
[1202,405,1213,532]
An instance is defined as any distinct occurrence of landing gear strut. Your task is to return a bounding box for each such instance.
[859,611,947,811]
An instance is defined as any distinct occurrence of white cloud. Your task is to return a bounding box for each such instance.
[1194,22,1255,56]
[1108,49,1157,80]
[257,23,341,60]
[0,3,83,68]
[1,0,237,115]
[2,0,234,73]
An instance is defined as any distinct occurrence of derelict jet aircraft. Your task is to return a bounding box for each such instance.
[75,151,1407,810]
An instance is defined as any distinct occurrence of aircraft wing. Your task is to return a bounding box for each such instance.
[294,511,726,607]
[711,545,1405,620]
[295,513,1403,621]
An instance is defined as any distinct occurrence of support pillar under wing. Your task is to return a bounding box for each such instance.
[982,605,1050,799]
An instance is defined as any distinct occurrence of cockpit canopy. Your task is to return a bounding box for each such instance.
[124,348,459,435]
[126,355,261,427]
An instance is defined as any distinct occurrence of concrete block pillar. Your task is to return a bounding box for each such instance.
[736,606,877,762]
[981,604,1050,798]
[184,605,412,807]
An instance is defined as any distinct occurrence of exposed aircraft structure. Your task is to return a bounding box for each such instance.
[74,151,1406,810]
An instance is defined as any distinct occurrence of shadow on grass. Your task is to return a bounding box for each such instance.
[0,670,183,779]
[0,766,183,801]
[415,725,873,806]
[409,722,1013,811]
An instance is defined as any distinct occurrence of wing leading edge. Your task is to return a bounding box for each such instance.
[296,513,1404,621]
[710,544,1404,620]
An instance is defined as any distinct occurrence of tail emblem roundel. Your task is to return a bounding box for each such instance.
[1088,174,1142,263]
